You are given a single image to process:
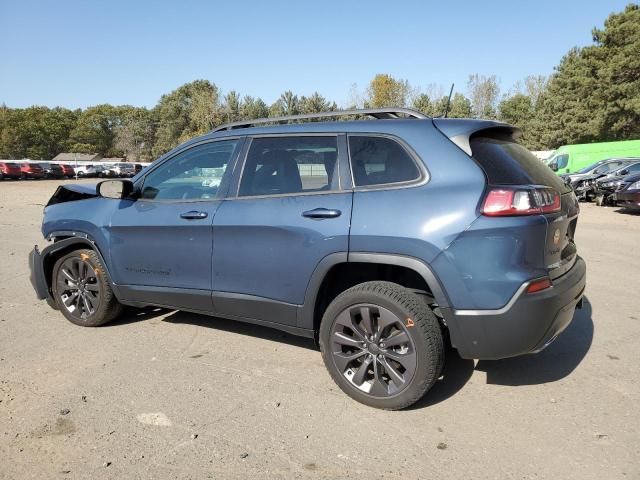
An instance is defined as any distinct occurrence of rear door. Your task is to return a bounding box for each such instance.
[211,134,352,327]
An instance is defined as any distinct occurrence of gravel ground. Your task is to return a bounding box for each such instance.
[0,179,639,480]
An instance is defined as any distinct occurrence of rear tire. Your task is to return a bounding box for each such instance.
[319,281,444,410]
[51,249,123,327]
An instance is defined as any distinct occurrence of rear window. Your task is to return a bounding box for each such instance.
[470,130,569,192]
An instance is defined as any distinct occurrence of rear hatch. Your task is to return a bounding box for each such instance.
[435,120,579,280]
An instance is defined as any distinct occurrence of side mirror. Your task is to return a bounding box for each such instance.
[97,179,134,199]
[620,169,629,176]
[550,163,558,172]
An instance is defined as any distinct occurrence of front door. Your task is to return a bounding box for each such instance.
[212,135,352,326]
[107,138,242,311]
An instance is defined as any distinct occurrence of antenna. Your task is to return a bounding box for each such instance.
[443,83,455,118]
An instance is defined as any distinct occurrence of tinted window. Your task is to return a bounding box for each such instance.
[141,140,239,200]
[555,155,569,169]
[470,130,570,192]
[595,163,619,174]
[625,163,640,173]
[239,136,338,197]
[349,136,420,187]
[576,160,604,174]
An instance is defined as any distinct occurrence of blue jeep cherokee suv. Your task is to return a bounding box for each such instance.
[29,108,586,409]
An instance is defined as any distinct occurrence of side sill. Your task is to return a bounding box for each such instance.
[118,298,315,340]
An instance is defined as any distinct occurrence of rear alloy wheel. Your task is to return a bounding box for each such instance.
[320,281,444,410]
[52,249,122,326]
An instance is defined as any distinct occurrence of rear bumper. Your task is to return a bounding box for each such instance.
[444,256,586,360]
[615,191,640,209]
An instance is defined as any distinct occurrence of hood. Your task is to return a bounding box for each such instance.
[575,173,602,183]
[565,172,594,182]
[46,183,98,206]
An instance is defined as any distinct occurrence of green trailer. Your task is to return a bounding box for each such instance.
[547,139,640,174]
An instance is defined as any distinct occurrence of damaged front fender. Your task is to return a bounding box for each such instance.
[46,183,98,206]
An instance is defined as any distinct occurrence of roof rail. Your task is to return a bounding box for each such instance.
[211,107,428,132]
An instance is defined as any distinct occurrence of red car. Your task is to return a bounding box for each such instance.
[20,163,45,179]
[60,164,76,178]
[0,162,22,180]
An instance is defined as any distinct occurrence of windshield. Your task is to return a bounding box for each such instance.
[576,160,605,174]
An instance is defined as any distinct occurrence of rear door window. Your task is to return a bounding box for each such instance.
[348,136,420,187]
[239,136,338,197]
[469,130,570,192]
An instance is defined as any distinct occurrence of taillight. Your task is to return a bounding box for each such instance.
[482,187,561,217]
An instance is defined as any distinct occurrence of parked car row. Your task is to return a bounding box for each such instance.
[75,163,141,178]
[0,161,70,180]
[560,157,640,210]
[0,162,144,180]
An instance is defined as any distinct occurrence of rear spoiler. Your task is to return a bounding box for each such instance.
[433,118,521,156]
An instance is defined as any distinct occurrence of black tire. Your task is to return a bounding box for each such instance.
[51,249,123,327]
[319,281,444,410]
[45,295,59,310]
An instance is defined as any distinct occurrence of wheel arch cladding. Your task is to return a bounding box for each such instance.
[300,252,452,332]
[40,236,117,299]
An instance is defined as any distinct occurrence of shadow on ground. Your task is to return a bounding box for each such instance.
[408,347,475,409]
[410,297,593,408]
[162,310,317,350]
[614,207,640,216]
[476,297,594,386]
[108,297,593,406]
[109,305,317,350]
[108,306,172,326]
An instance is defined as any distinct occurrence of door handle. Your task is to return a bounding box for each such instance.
[180,211,208,220]
[302,208,342,219]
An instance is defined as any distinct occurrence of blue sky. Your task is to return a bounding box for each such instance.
[0,0,631,109]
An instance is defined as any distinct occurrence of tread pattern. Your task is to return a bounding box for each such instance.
[320,280,444,410]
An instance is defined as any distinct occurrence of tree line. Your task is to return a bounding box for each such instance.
[0,4,637,161]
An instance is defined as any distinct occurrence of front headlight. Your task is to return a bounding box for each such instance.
[628,180,640,191]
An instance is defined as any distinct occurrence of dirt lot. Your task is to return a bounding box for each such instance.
[1,179,639,480]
